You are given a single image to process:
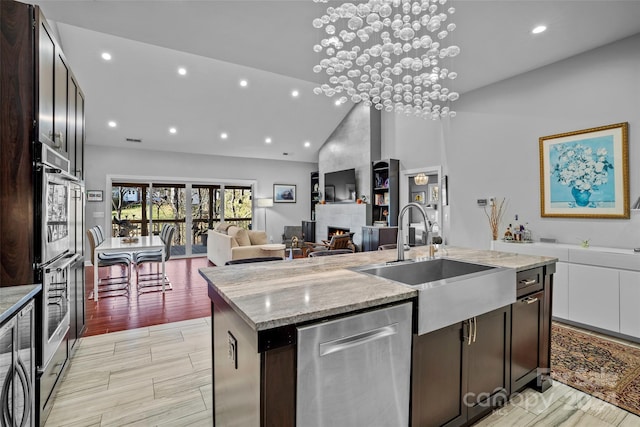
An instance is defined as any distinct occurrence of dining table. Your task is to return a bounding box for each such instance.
[93,235,166,301]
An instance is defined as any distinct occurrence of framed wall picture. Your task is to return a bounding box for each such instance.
[427,184,439,204]
[539,122,629,218]
[412,191,426,204]
[87,190,103,202]
[274,184,296,203]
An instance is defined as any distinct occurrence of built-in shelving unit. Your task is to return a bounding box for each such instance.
[372,159,399,226]
[310,171,319,220]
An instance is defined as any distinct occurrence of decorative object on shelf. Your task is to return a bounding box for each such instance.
[539,122,629,219]
[579,238,590,248]
[414,173,429,186]
[360,194,367,203]
[87,190,103,202]
[313,182,319,192]
[483,197,507,241]
[427,183,439,203]
[311,0,460,119]
[273,184,296,203]
[412,191,426,204]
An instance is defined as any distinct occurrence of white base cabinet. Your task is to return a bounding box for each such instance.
[620,271,640,337]
[492,241,640,340]
[567,264,619,332]
[552,262,569,320]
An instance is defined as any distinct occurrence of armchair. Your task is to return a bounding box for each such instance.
[281,225,303,248]
[306,234,354,255]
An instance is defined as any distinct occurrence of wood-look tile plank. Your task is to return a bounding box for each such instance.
[619,412,640,427]
[99,389,206,427]
[153,368,212,399]
[472,404,537,426]
[156,409,214,427]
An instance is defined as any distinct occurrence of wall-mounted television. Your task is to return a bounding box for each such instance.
[324,168,357,202]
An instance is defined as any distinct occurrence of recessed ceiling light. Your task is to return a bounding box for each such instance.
[291,90,299,98]
[101,52,112,61]
[169,127,177,134]
[265,137,272,144]
[177,67,187,76]
[108,121,117,128]
[220,132,228,139]
[304,141,311,148]
[335,99,343,106]
[532,25,547,34]
[240,79,248,87]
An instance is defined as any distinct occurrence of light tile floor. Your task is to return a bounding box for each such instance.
[45,317,640,426]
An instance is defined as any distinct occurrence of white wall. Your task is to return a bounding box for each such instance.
[84,145,317,245]
[383,33,640,249]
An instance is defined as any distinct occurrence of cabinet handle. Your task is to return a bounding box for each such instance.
[519,278,537,286]
[472,316,477,343]
[523,296,539,305]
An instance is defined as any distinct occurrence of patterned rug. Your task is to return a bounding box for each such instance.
[551,322,640,416]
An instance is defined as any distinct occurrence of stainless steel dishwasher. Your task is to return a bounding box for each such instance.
[296,302,412,427]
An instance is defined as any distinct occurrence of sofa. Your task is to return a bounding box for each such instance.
[206,224,285,266]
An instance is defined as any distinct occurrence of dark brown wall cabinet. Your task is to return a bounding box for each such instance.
[372,159,399,226]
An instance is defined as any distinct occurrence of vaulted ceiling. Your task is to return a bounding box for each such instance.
[34,0,640,163]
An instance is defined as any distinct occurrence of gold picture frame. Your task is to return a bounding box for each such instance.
[539,122,629,219]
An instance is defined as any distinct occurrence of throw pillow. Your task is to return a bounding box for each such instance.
[248,230,268,245]
[215,222,233,234]
[228,226,251,246]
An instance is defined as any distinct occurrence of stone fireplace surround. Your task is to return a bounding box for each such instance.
[314,203,370,248]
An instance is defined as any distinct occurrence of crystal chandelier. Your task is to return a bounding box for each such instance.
[414,173,429,185]
[312,0,460,119]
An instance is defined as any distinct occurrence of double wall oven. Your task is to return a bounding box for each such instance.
[35,144,80,420]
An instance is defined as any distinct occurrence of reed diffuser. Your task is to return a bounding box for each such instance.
[484,198,507,241]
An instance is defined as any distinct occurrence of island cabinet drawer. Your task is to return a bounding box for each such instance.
[517,267,544,298]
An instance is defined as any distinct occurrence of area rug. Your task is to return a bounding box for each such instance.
[551,322,640,416]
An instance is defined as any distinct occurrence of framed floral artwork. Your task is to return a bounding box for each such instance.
[539,122,629,218]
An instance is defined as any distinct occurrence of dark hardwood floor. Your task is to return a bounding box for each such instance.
[84,257,213,336]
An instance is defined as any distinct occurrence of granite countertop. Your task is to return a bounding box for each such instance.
[199,246,556,332]
[0,284,41,325]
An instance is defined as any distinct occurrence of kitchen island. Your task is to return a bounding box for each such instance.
[200,246,556,427]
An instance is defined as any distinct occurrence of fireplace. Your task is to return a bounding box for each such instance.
[327,226,353,240]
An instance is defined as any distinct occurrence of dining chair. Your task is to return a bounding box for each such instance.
[86,227,132,297]
[133,225,175,294]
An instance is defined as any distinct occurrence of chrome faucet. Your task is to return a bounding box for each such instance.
[397,202,432,262]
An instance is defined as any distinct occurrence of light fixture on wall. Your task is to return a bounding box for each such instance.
[312,0,460,119]
[256,198,273,230]
[414,173,429,186]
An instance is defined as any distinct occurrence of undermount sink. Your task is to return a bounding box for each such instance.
[354,258,516,334]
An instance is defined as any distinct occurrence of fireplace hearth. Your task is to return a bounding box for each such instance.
[327,226,353,240]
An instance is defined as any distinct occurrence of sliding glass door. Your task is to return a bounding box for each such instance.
[111,181,252,258]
